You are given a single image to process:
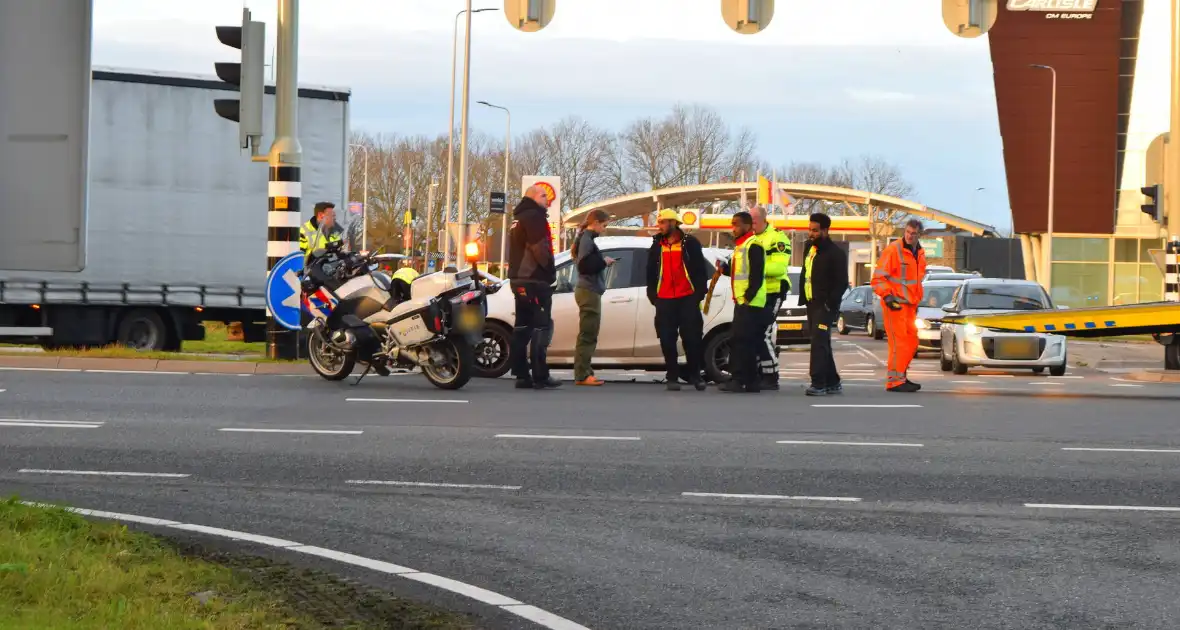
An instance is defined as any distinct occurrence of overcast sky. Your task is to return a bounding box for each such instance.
[92,0,1011,229]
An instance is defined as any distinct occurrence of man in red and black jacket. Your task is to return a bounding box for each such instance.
[645,210,709,391]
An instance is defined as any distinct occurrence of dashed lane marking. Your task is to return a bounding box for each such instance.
[811,404,922,409]
[495,434,641,441]
[1110,384,1144,388]
[346,398,469,404]
[17,469,189,478]
[219,428,364,435]
[84,369,190,375]
[1062,447,1180,454]
[0,367,81,372]
[0,419,102,429]
[1025,503,1180,513]
[776,440,923,447]
[683,492,862,502]
[346,480,522,490]
[19,503,591,630]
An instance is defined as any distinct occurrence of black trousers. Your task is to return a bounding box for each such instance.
[510,282,552,382]
[732,304,762,388]
[756,292,783,381]
[654,296,704,383]
[807,303,841,389]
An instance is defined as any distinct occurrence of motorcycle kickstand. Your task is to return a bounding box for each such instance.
[351,364,373,387]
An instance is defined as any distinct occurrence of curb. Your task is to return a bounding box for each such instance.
[1125,370,1180,384]
[0,355,312,376]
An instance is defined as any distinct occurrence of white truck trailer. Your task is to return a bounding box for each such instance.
[0,67,350,350]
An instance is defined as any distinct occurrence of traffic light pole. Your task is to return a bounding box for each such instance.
[267,0,303,360]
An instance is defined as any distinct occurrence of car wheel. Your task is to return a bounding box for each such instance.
[939,350,952,372]
[1049,352,1067,377]
[1032,367,1045,374]
[703,329,732,384]
[473,321,512,379]
[865,315,877,339]
[116,309,168,351]
[951,342,968,375]
[837,315,848,335]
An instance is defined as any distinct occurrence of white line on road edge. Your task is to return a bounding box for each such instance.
[345,398,469,404]
[1062,447,1180,454]
[776,440,923,447]
[0,421,102,429]
[346,480,522,490]
[683,492,862,502]
[0,418,102,425]
[1024,503,1180,513]
[17,469,189,478]
[19,502,590,630]
[1030,382,1064,386]
[1049,375,1083,379]
[495,434,642,441]
[219,428,363,435]
[0,366,81,372]
[1110,383,1144,388]
[811,408,920,412]
[84,369,191,376]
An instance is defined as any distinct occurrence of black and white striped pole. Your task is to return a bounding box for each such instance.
[266,0,302,360]
[1167,236,1179,303]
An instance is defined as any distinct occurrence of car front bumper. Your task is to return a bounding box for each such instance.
[953,330,1067,368]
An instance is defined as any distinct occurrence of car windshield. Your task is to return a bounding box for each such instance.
[963,284,1048,310]
[920,285,960,309]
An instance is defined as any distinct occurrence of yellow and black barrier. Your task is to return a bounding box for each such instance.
[941,302,1180,338]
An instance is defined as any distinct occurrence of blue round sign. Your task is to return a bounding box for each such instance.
[265,252,305,331]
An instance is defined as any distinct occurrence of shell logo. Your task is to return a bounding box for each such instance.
[535,181,557,205]
[679,210,699,228]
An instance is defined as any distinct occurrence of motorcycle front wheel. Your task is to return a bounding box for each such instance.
[422,335,474,390]
[308,328,356,381]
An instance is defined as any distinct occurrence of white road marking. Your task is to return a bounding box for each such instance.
[847,342,888,367]
[1049,375,1084,379]
[846,378,877,382]
[810,404,922,409]
[1062,447,1180,454]
[345,398,469,404]
[952,380,984,384]
[683,492,862,502]
[84,369,190,375]
[0,420,102,429]
[346,480,522,490]
[776,440,923,447]
[495,434,641,441]
[0,367,81,372]
[20,503,591,630]
[1110,383,1144,388]
[978,374,1015,378]
[219,428,363,435]
[1030,381,1064,386]
[1025,503,1180,513]
[17,469,189,478]
[0,389,5,393]
[847,363,877,368]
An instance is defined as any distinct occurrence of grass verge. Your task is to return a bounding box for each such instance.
[0,498,473,629]
[0,323,280,362]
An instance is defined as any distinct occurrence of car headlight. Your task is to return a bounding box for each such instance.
[915,318,929,330]
[964,323,980,337]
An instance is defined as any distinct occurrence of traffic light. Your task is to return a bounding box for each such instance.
[1142,184,1164,223]
[213,9,265,151]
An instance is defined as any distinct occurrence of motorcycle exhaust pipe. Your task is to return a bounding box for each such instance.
[330,329,356,348]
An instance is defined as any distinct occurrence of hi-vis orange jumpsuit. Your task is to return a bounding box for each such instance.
[871,239,927,390]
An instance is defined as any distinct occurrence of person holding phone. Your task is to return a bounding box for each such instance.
[571,209,614,386]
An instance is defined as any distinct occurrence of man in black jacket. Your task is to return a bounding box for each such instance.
[645,210,709,391]
[507,186,561,390]
[798,212,849,396]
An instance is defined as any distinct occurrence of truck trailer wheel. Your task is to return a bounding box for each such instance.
[117,309,167,351]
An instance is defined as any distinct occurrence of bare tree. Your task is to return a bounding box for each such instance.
[537,116,613,213]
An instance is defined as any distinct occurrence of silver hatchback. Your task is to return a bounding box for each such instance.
[938,278,1068,376]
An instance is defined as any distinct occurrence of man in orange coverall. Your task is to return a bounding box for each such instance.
[871,218,927,393]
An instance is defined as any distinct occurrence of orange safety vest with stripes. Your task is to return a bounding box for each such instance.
[871,239,927,306]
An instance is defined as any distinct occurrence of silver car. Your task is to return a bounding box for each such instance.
[938,278,1068,376]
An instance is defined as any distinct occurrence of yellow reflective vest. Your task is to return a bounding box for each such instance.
[299,219,342,263]
[756,225,791,295]
[733,236,767,308]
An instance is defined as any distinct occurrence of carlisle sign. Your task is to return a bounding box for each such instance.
[1007,0,1097,11]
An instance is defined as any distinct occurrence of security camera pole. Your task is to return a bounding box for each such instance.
[267,0,303,360]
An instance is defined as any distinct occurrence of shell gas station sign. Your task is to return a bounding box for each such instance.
[521,175,562,252]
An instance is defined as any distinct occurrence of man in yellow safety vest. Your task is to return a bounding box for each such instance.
[720,211,767,394]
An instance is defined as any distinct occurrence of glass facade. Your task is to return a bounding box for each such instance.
[1050,236,1165,307]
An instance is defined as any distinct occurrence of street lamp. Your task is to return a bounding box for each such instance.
[477,100,510,274]
[1031,63,1057,293]
[424,177,439,271]
[348,143,369,250]
[444,5,497,268]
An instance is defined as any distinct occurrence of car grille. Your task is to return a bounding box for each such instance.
[982,337,1047,360]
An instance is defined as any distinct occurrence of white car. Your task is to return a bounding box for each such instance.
[474,236,795,383]
[938,278,1068,376]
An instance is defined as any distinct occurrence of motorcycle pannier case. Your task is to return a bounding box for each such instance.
[386,300,443,347]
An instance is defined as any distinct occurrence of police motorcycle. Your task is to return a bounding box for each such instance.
[301,240,500,390]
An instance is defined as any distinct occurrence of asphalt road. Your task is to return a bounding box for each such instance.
[4,339,1180,629]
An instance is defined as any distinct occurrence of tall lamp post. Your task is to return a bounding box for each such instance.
[477,100,511,273]
[1031,63,1057,293]
[424,177,439,272]
[444,6,496,268]
[348,143,369,251]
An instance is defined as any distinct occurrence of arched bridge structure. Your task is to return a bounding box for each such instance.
[564,182,998,237]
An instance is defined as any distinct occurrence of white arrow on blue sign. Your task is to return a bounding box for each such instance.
[265,252,305,331]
